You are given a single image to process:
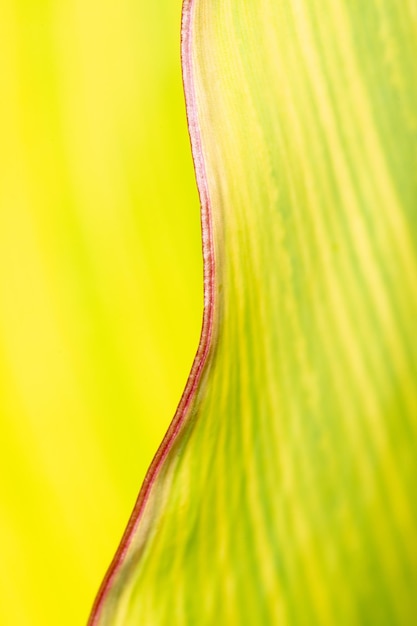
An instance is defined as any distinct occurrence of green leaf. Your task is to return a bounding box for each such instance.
[89,0,417,623]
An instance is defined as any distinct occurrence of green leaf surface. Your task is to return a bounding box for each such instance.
[90,0,417,624]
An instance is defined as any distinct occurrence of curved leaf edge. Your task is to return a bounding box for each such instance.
[87,1,215,624]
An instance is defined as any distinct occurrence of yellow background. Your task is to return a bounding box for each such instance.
[0,1,201,623]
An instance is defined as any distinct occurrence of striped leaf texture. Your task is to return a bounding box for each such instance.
[90,0,417,624]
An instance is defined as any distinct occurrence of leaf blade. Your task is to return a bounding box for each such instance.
[90,1,417,623]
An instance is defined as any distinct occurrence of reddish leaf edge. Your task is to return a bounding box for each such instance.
[87,1,215,623]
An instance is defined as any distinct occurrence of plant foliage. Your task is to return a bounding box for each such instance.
[90,1,417,623]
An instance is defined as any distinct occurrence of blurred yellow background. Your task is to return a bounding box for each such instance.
[0,1,201,623]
